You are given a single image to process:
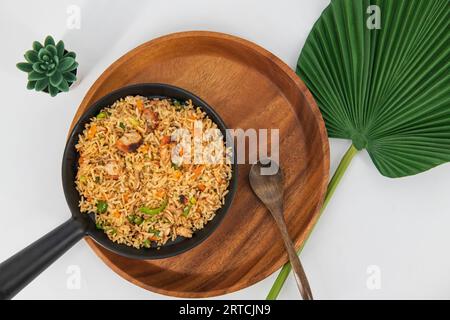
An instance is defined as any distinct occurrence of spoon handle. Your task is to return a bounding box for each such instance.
[273,215,313,300]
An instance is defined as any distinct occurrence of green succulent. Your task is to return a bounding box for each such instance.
[16,36,78,97]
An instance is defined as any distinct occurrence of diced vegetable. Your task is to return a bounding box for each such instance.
[173,170,182,179]
[148,228,160,236]
[197,183,206,191]
[96,112,107,119]
[160,135,171,145]
[106,227,117,235]
[193,165,204,179]
[189,196,196,205]
[171,162,180,170]
[182,205,191,217]
[96,200,108,213]
[174,101,183,111]
[119,122,126,130]
[155,189,166,198]
[138,144,149,153]
[143,239,151,248]
[133,216,143,225]
[140,199,168,216]
[145,216,158,222]
[127,214,143,225]
[173,100,184,111]
[95,222,103,230]
[136,99,144,112]
[79,175,87,183]
[87,124,97,139]
[129,117,139,127]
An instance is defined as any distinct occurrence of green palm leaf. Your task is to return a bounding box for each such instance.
[268,0,449,299]
[299,0,449,178]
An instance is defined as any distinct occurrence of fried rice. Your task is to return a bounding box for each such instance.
[75,96,231,248]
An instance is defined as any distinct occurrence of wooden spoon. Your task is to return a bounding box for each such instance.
[249,160,313,300]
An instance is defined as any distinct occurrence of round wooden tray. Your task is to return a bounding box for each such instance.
[71,31,329,297]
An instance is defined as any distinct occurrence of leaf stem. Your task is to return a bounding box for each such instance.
[266,143,358,300]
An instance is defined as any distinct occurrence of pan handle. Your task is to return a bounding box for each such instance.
[0,217,87,299]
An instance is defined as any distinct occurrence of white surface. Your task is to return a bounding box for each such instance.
[0,0,449,300]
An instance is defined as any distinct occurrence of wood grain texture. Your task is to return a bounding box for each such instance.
[70,31,330,297]
[249,162,313,300]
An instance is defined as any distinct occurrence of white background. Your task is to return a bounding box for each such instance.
[0,0,449,300]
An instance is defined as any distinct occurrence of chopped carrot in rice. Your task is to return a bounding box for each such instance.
[160,135,171,145]
[193,165,205,179]
[155,189,166,197]
[173,170,182,179]
[136,99,144,112]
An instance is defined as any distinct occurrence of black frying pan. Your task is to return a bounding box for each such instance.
[0,83,238,299]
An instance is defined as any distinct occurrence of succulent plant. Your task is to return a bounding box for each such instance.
[16,36,78,97]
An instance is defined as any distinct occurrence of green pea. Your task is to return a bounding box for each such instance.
[183,205,191,217]
[96,200,108,213]
[133,216,143,225]
[148,228,160,237]
[96,112,107,119]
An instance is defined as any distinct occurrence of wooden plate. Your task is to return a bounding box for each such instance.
[71,31,329,297]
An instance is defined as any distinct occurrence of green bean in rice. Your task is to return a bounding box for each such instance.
[75,96,231,248]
